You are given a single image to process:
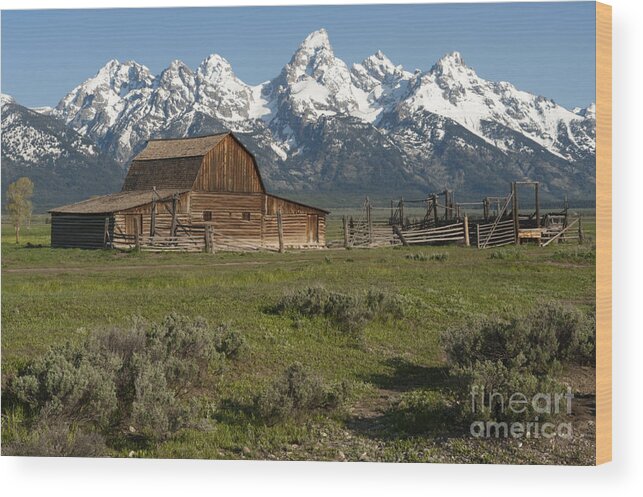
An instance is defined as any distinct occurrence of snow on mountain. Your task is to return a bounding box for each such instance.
[263,28,378,135]
[49,29,596,199]
[1,94,124,210]
[393,51,594,161]
[573,103,596,119]
[3,93,98,164]
[56,59,154,138]
[350,50,413,115]
[2,93,16,107]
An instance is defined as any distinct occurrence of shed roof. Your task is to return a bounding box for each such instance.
[49,189,187,214]
[266,193,330,214]
[133,133,229,161]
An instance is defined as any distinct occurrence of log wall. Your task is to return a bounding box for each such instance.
[51,213,113,249]
[187,192,326,248]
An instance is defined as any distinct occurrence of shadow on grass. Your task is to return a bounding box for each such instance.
[362,357,454,393]
[347,357,467,440]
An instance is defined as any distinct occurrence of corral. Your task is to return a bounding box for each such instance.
[49,133,328,252]
[344,181,584,250]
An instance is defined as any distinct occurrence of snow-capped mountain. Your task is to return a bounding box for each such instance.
[18,28,596,203]
[1,93,124,210]
[351,50,414,114]
[390,51,595,162]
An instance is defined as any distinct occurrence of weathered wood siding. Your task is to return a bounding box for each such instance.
[264,195,327,246]
[51,213,113,249]
[193,135,264,193]
[113,193,190,238]
[189,192,263,243]
[262,214,324,248]
[187,192,325,247]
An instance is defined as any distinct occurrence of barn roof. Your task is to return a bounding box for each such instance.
[133,133,229,161]
[122,156,203,191]
[49,189,187,214]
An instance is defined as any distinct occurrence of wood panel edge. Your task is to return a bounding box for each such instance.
[595,0,612,466]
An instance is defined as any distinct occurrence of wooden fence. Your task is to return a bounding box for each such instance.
[398,221,467,245]
[112,226,206,252]
[347,222,399,248]
[110,221,285,253]
[472,219,516,248]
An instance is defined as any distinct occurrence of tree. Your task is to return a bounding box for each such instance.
[7,177,34,244]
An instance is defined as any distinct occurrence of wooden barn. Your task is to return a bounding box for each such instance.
[50,133,328,251]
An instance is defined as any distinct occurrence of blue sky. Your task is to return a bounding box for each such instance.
[1,2,596,109]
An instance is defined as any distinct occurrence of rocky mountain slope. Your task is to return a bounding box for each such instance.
[1,94,124,211]
[4,28,596,208]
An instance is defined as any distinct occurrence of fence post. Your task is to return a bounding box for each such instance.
[463,215,470,247]
[170,194,178,237]
[367,200,373,245]
[476,224,480,249]
[399,197,404,229]
[512,182,520,245]
[535,182,541,228]
[134,216,140,251]
[204,225,212,253]
[277,210,284,253]
[392,225,408,246]
[432,194,438,226]
[343,215,349,248]
[150,197,156,236]
[578,215,584,245]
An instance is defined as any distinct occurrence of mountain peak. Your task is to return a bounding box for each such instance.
[573,102,596,119]
[167,59,189,70]
[1,93,15,107]
[299,28,331,51]
[429,51,471,79]
[356,50,410,85]
[365,50,393,65]
[159,60,195,89]
[197,53,234,82]
[436,51,465,67]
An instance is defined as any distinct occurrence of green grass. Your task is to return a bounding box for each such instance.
[1,216,596,463]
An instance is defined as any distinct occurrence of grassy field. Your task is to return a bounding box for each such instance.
[1,213,596,463]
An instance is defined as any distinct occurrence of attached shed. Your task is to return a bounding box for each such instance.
[50,132,328,250]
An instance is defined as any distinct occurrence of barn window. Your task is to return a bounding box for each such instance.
[203,211,212,221]
[242,212,251,221]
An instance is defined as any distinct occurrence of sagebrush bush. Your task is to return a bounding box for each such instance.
[254,362,350,421]
[9,342,119,429]
[2,419,107,457]
[440,302,594,423]
[529,301,595,365]
[272,287,406,336]
[442,301,595,376]
[5,314,243,454]
[458,360,565,423]
[213,324,246,359]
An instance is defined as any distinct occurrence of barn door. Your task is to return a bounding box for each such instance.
[307,214,319,243]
